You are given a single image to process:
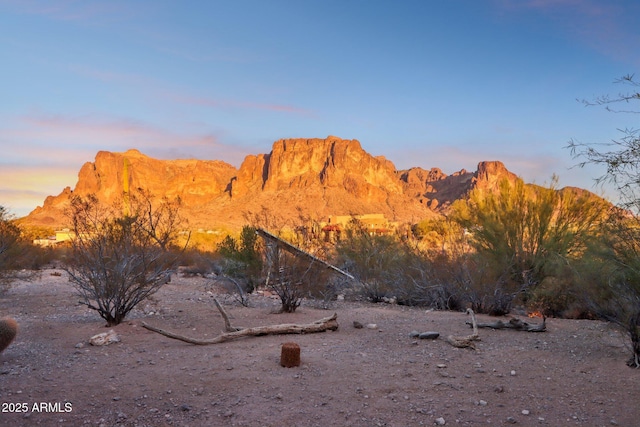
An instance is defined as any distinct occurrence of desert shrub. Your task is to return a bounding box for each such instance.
[577,212,640,367]
[443,254,516,315]
[214,271,252,307]
[407,217,485,311]
[335,222,406,302]
[177,249,216,278]
[526,276,576,317]
[262,246,326,313]
[567,74,640,367]
[0,206,41,292]
[214,226,265,307]
[48,244,73,267]
[217,225,262,293]
[450,177,606,314]
[334,219,469,309]
[305,275,350,309]
[64,192,184,326]
[388,248,460,310]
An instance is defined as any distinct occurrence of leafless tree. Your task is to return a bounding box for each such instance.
[568,74,640,367]
[263,242,306,313]
[258,228,337,313]
[64,192,185,326]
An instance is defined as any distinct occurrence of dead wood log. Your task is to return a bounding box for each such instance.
[446,308,481,349]
[466,316,546,332]
[142,298,339,345]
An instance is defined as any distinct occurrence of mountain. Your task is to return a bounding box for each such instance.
[24,136,521,230]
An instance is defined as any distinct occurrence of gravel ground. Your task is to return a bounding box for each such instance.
[0,268,638,426]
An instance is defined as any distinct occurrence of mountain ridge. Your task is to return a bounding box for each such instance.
[24,136,528,230]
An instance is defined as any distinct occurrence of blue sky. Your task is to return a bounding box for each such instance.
[1,0,639,217]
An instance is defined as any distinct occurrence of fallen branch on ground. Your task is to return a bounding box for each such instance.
[142,298,339,345]
[466,316,546,332]
[213,298,244,332]
[447,308,480,349]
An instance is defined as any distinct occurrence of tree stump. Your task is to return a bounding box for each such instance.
[280,342,301,367]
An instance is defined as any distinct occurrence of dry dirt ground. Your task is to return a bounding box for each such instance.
[1,268,639,427]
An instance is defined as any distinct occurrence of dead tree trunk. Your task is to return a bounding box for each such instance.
[142,298,339,345]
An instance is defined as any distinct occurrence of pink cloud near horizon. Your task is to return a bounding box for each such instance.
[6,112,246,161]
[0,112,256,216]
[162,90,315,116]
[0,164,80,217]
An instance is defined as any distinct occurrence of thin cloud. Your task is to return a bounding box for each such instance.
[0,112,255,216]
[519,0,589,9]
[392,144,567,182]
[14,113,216,149]
[63,64,316,117]
[0,191,50,218]
[1,112,251,166]
[0,165,80,217]
[164,90,315,116]
[0,165,75,191]
[154,44,264,65]
[498,0,606,14]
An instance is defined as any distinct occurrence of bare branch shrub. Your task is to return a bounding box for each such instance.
[305,275,350,310]
[217,272,252,307]
[64,192,184,326]
[578,211,640,367]
[263,242,326,313]
[384,247,455,310]
[568,74,640,367]
[178,249,217,278]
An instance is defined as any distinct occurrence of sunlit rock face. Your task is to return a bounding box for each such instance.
[26,149,238,228]
[24,137,536,231]
[227,136,432,226]
[243,136,402,197]
[472,160,518,192]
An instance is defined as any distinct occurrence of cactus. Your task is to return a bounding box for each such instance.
[0,317,18,353]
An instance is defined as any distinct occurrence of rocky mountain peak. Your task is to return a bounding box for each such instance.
[472,160,518,192]
[22,138,558,231]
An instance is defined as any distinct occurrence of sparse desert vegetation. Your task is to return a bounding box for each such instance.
[1,271,639,426]
[1,179,640,426]
[1,75,639,425]
[1,182,640,425]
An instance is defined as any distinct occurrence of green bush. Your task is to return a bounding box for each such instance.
[335,224,404,302]
[216,225,262,293]
[0,206,42,292]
